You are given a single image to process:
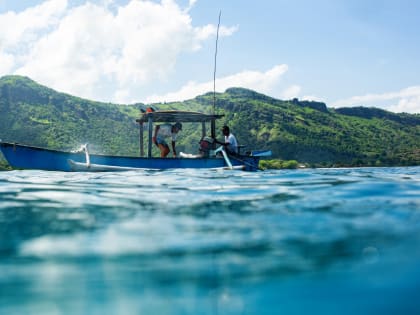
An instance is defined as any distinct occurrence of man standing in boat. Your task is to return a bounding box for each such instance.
[152,122,182,157]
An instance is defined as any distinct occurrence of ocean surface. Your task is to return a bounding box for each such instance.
[0,167,419,315]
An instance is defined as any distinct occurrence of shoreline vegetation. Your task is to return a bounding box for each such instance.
[0,157,11,171]
[260,156,420,169]
[260,159,301,169]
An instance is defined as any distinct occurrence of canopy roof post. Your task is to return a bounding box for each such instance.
[139,122,144,157]
[201,122,206,139]
[147,116,153,158]
[211,119,216,149]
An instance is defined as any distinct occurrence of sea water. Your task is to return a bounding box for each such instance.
[0,167,419,315]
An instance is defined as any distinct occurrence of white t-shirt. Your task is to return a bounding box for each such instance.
[157,124,177,141]
[225,133,238,153]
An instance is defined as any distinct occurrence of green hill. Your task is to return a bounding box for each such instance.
[1,75,419,168]
[0,75,143,156]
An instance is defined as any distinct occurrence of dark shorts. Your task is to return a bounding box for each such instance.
[156,136,168,147]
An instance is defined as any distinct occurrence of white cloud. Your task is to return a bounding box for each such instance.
[302,95,325,102]
[281,85,301,99]
[0,0,67,49]
[186,0,197,11]
[194,24,238,42]
[0,52,14,73]
[332,86,420,113]
[145,64,289,103]
[391,95,420,113]
[0,0,237,103]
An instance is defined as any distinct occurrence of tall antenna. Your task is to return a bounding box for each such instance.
[213,10,221,115]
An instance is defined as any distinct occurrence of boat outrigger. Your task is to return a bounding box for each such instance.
[0,110,271,172]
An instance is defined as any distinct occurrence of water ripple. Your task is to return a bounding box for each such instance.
[0,167,419,314]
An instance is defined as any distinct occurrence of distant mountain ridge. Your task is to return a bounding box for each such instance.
[334,106,418,126]
[1,75,419,167]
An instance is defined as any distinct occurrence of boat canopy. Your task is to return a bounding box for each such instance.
[136,110,224,157]
[136,110,224,123]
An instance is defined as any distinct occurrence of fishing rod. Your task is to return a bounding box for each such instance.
[213,10,221,115]
[210,10,221,141]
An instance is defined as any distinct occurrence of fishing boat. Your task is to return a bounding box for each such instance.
[0,110,271,172]
[1,13,271,172]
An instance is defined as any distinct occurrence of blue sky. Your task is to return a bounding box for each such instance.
[0,0,419,113]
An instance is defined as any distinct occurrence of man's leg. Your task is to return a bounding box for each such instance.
[158,144,170,157]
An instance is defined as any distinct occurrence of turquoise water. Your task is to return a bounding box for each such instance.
[0,167,419,314]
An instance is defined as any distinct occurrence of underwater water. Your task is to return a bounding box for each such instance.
[0,167,419,314]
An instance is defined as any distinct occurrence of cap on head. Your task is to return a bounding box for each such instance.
[174,122,182,130]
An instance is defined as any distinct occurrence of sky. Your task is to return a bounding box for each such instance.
[0,0,419,113]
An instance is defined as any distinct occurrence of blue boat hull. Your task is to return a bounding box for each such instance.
[0,142,261,171]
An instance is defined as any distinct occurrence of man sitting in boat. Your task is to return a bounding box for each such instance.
[152,122,182,157]
[214,125,238,155]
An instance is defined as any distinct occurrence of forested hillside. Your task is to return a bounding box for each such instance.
[1,75,419,167]
[0,75,143,156]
